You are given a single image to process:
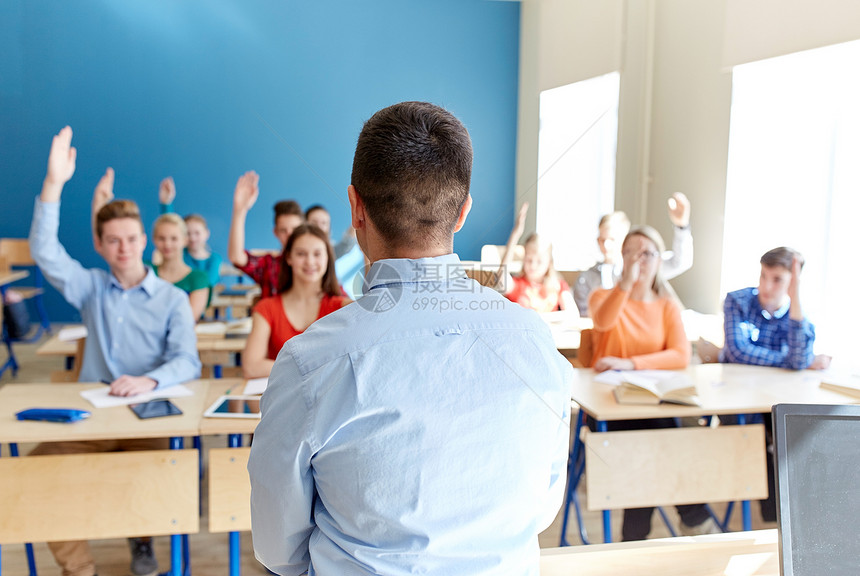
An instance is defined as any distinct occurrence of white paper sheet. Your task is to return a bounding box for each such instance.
[243,377,268,395]
[80,384,194,408]
[58,325,88,341]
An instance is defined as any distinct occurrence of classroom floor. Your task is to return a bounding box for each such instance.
[0,329,777,576]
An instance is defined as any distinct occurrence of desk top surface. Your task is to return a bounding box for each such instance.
[37,331,247,357]
[571,363,857,420]
[0,381,210,443]
[541,529,779,576]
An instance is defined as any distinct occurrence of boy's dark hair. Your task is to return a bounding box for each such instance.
[305,204,329,219]
[350,101,472,248]
[95,200,144,238]
[760,247,804,271]
[277,224,340,297]
[274,200,302,225]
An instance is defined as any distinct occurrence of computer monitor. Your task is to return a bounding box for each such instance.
[773,403,860,575]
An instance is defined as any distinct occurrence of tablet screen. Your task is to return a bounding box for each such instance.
[203,395,261,419]
[129,399,183,419]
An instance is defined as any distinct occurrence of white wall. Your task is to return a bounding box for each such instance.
[517,0,860,313]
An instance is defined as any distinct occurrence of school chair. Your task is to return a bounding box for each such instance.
[0,239,52,340]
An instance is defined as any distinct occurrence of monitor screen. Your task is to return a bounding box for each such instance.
[773,404,860,575]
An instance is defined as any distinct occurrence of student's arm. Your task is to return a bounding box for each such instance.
[722,290,814,369]
[662,192,693,280]
[30,127,94,309]
[143,294,202,388]
[228,171,260,270]
[494,202,528,294]
[589,286,629,332]
[785,258,815,369]
[188,287,209,322]
[559,288,575,312]
[629,299,691,370]
[248,353,315,575]
[91,168,115,248]
[242,311,276,379]
[159,176,176,214]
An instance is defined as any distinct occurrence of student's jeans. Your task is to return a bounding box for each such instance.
[29,438,169,576]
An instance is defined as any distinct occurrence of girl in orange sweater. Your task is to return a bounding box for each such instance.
[588,226,716,541]
[589,225,690,371]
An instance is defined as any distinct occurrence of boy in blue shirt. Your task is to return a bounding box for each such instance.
[29,126,200,576]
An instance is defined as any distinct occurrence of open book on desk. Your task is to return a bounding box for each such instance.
[595,370,700,406]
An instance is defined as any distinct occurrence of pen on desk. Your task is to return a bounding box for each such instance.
[100,379,112,385]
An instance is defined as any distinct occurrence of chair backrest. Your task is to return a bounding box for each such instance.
[208,447,252,533]
[576,328,594,368]
[0,239,34,267]
[585,424,767,510]
[0,450,199,544]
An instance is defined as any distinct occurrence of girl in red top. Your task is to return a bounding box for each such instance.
[243,224,351,378]
[496,203,574,313]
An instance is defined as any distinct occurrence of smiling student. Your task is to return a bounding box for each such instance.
[241,224,350,379]
[28,126,200,576]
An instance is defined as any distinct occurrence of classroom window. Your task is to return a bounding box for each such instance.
[536,72,619,271]
[722,39,860,371]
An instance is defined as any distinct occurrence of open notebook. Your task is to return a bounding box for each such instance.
[772,403,860,575]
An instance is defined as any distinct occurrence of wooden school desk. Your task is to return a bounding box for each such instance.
[37,329,248,379]
[0,381,210,576]
[561,363,856,545]
[541,529,779,576]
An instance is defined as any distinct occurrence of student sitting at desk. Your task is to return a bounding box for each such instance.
[29,126,201,576]
[228,171,304,298]
[698,247,831,522]
[150,213,211,320]
[589,225,717,540]
[496,202,575,312]
[574,193,694,317]
[157,176,223,287]
[701,247,830,370]
[242,224,350,379]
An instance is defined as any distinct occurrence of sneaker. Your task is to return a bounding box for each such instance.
[128,538,158,576]
[679,516,722,536]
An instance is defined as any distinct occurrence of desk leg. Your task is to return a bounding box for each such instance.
[559,410,587,546]
[228,434,243,576]
[168,437,186,576]
[8,443,38,576]
[596,420,612,543]
[737,414,752,531]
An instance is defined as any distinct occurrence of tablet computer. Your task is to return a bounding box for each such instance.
[203,395,262,419]
[129,399,183,419]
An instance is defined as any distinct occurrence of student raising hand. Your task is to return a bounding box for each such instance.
[42,126,77,201]
[233,171,260,213]
[159,176,176,205]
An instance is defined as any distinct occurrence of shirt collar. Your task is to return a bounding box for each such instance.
[753,288,790,320]
[108,267,158,297]
[364,254,463,291]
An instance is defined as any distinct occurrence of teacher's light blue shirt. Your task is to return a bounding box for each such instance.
[249,254,572,576]
[29,198,201,388]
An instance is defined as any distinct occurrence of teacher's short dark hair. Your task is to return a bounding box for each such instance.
[350,101,472,249]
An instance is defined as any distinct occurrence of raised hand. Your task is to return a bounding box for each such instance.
[92,168,115,212]
[787,256,802,302]
[511,202,529,242]
[233,171,260,213]
[667,192,691,228]
[159,177,176,205]
[619,249,641,291]
[43,127,77,201]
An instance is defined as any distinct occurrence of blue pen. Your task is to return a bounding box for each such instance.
[100,379,112,385]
